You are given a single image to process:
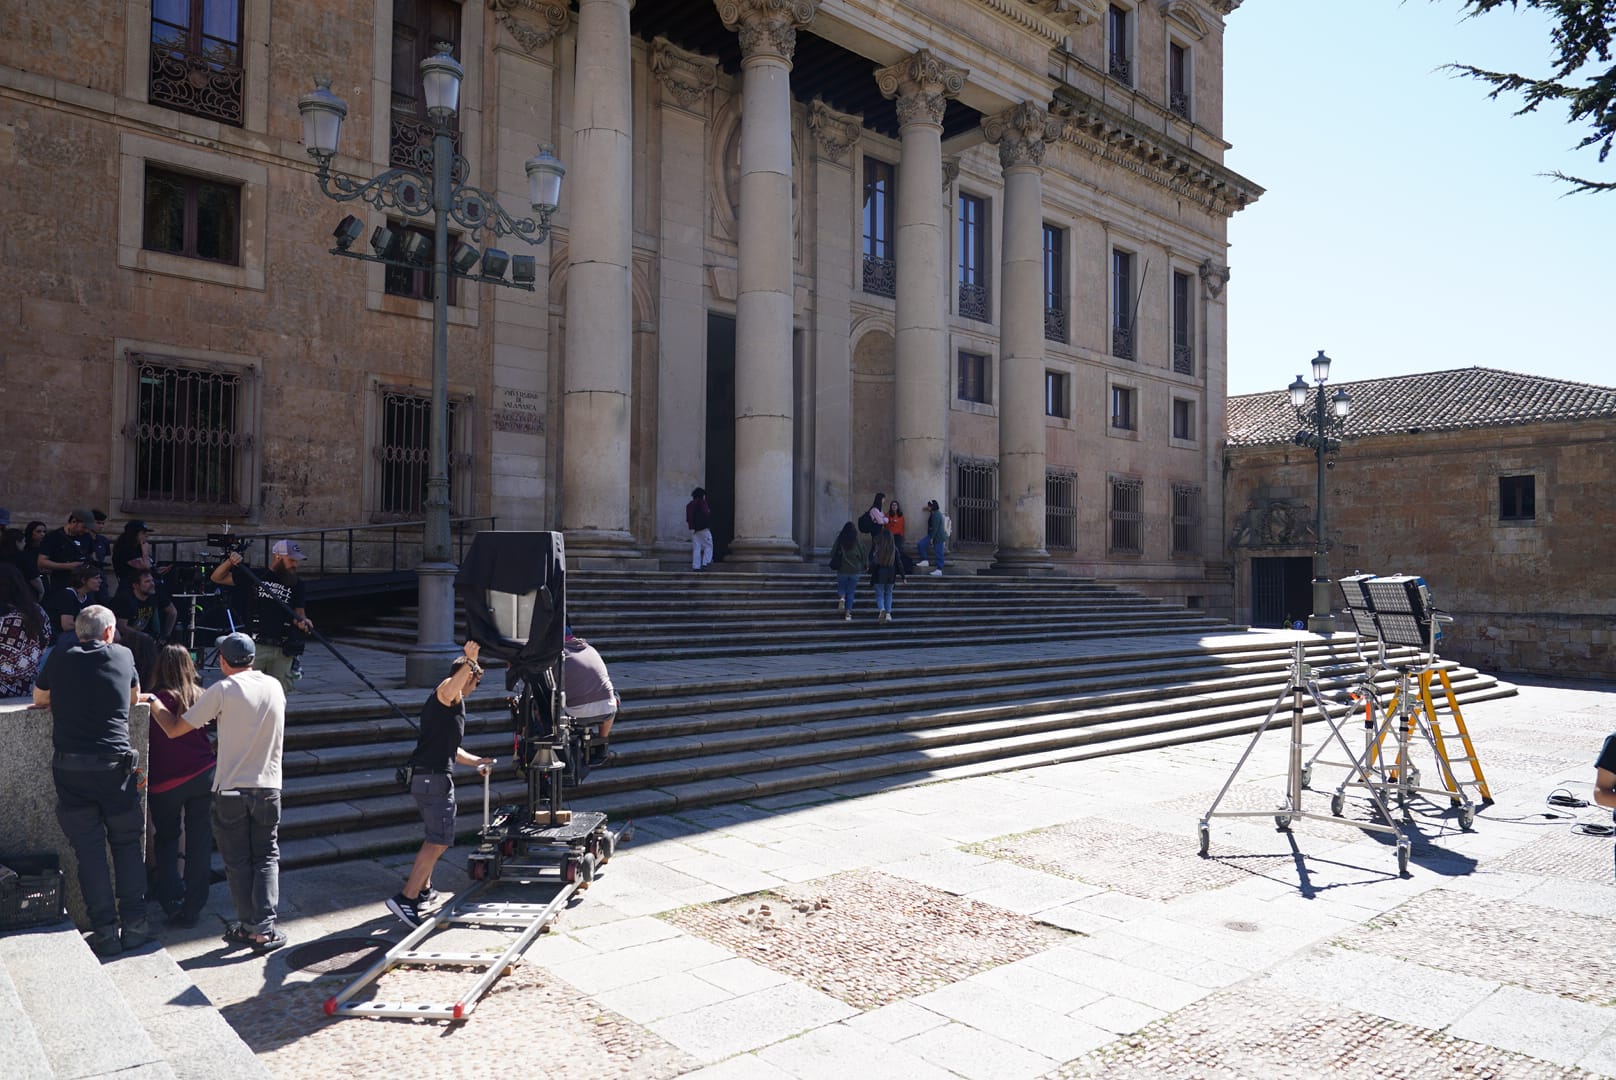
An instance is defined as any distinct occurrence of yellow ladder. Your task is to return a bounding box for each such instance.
[1374,667,1493,805]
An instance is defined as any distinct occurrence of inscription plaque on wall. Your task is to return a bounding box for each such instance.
[494,387,544,435]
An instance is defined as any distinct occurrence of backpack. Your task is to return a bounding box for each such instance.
[857,510,877,535]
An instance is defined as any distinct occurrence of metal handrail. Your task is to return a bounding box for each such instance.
[148,515,497,578]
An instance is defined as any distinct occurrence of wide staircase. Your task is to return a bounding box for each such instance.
[283,570,1521,868]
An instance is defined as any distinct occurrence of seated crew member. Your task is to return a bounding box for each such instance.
[563,627,618,767]
[210,541,313,694]
[46,563,103,643]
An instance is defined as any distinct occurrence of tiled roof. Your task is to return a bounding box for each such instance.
[1225,366,1616,447]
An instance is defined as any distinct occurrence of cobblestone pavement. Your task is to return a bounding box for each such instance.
[153,673,1616,1078]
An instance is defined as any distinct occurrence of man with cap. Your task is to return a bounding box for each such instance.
[37,508,97,593]
[145,631,288,953]
[210,540,314,694]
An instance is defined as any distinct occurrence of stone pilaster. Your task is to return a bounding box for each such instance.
[875,49,967,519]
[984,101,1060,570]
[716,0,819,563]
[651,39,719,556]
[1200,258,1231,563]
[561,0,639,558]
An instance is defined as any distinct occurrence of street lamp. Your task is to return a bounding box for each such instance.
[299,46,565,686]
[1288,350,1351,634]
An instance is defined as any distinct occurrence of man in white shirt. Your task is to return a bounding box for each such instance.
[146,631,287,953]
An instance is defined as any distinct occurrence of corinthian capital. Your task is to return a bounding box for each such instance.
[1199,259,1230,299]
[652,37,719,110]
[716,0,819,64]
[874,49,968,129]
[808,99,862,163]
[488,0,569,52]
[981,101,1062,170]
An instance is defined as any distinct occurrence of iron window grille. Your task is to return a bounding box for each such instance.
[1111,385,1137,431]
[372,387,472,518]
[1172,398,1194,441]
[1046,470,1077,550]
[1172,483,1201,555]
[1109,476,1143,554]
[1108,5,1133,86]
[958,193,990,321]
[954,457,999,546]
[1172,270,1194,374]
[1046,370,1070,419]
[862,255,896,298]
[1112,249,1134,360]
[1043,224,1067,342]
[958,351,992,404]
[1499,474,1535,521]
[391,0,461,168]
[1169,42,1191,120]
[143,165,241,265]
[862,158,896,298]
[149,0,244,126]
[123,352,256,514]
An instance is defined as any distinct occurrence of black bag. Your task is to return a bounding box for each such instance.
[857,510,876,535]
[395,763,415,790]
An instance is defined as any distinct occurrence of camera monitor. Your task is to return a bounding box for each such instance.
[454,531,566,680]
[1336,573,1380,639]
[1363,574,1438,649]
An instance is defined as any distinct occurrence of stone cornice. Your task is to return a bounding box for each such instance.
[651,37,718,111]
[982,101,1062,171]
[1207,0,1242,14]
[716,0,819,64]
[1052,85,1262,216]
[971,0,1100,45]
[875,49,968,128]
[807,98,862,163]
[488,0,569,53]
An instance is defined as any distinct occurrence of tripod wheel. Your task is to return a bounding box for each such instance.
[1458,805,1475,831]
[1197,822,1210,857]
[1274,813,1292,832]
[1329,793,1344,817]
[1300,765,1312,790]
[1396,841,1411,875]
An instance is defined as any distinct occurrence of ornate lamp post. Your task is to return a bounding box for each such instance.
[299,46,565,686]
[1288,351,1352,635]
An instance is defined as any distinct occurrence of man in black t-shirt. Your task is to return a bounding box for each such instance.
[46,564,102,642]
[37,508,96,592]
[112,570,161,637]
[1596,736,1616,880]
[32,604,150,956]
[210,541,314,694]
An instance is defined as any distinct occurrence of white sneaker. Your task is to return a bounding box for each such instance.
[916,560,929,568]
[844,611,852,621]
[886,613,895,622]
[929,569,943,576]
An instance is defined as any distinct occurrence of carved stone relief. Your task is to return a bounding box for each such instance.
[488,0,568,52]
[981,101,1062,171]
[1230,498,1315,548]
[808,99,862,164]
[651,37,718,111]
[874,49,968,129]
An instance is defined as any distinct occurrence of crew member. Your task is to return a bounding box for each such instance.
[1596,734,1616,880]
[146,632,288,954]
[211,540,313,694]
[36,507,96,593]
[564,627,619,767]
[385,641,494,927]
[32,605,150,957]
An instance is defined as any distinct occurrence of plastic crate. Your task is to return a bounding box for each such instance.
[0,853,67,931]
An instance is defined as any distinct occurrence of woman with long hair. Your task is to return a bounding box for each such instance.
[829,521,869,621]
[146,644,216,927]
[20,520,47,598]
[885,498,913,581]
[0,562,49,696]
[870,528,898,623]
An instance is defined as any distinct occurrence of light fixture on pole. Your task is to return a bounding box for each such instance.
[298,47,565,687]
[1288,350,1352,635]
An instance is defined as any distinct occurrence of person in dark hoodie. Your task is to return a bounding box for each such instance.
[686,487,714,571]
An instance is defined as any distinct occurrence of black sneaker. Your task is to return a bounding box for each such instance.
[121,916,156,951]
[86,926,122,958]
[385,893,422,928]
[417,885,440,907]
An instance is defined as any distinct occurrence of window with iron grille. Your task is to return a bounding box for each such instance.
[1172,483,1201,555]
[124,353,256,513]
[1108,5,1133,86]
[954,458,998,545]
[1169,41,1191,120]
[862,157,896,298]
[149,0,244,125]
[391,0,462,169]
[373,387,472,517]
[959,351,992,405]
[1045,370,1070,419]
[1172,270,1194,374]
[1499,474,1535,522]
[383,222,459,304]
[1109,476,1143,554]
[1172,397,1194,441]
[1112,249,1134,360]
[143,165,241,265]
[1111,385,1136,431]
[1043,223,1067,343]
[1046,470,1077,550]
[958,193,990,321]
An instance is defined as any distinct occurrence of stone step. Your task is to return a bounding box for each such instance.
[100,947,274,1080]
[0,951,53,1080]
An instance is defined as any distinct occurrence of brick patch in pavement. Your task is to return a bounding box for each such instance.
[1047,984,1593,1079]
[1335,889,1616,1006]
[968,818,1292,902]
[660,869,1072,1009]
[220,962,698,1080]
[1479,822,1616,884]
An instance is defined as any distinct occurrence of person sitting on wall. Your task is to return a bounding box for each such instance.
[564,626,619,768]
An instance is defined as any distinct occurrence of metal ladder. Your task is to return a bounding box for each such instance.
[322,878,580,1022]
[1374,665,1493,805]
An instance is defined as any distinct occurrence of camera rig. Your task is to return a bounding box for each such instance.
[454,531,630,887]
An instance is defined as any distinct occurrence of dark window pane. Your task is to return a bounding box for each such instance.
[193,180,239,263]
[143,171,186,254]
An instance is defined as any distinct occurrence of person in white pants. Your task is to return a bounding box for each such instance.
[686,487,714,570]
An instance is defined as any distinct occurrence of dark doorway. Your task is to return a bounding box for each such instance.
[1250,556,1313,629]
[705,312,736,560]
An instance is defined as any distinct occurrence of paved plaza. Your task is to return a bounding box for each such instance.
[146,651,1616,1080]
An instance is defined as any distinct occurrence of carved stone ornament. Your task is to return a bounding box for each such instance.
[1230,497,1313,548]
[652,37,719,110]
[981,101,1063,171]
[1199,258,1229,299]
[941,156,961,190]
[488,0,569,53]
[715,0,819,63]
[1206,0,1242,13]
[808,99,862,163]
[874,49,968,129]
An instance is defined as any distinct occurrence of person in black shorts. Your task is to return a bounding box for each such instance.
[1596,736,1616,880]
[386,640,494,927]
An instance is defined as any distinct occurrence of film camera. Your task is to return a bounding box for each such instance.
[205,531,252,554]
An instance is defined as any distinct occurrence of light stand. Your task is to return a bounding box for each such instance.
[298,47,564,687]
[1287,351,1352,635]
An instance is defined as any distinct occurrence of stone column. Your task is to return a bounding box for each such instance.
[984,101,1060,570]
[562,0,637,558]
[716,0,818,562]
[1200,259,1231,583]
[806,98,861,553]
[875,50,966,519]
[650,39,719,558]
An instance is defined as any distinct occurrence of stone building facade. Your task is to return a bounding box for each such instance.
[0,0,1257,609]
[1225,368,1616,678]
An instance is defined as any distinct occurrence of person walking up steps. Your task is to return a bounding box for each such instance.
[870,528,897,622]
[686,487,714,571]
[828,522,868,621]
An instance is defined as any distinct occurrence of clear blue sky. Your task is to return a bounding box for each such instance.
[1223,0,1615,396]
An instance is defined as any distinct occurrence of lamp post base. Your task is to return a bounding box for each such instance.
[404,561,461,688]
[1306,613,1337,636]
